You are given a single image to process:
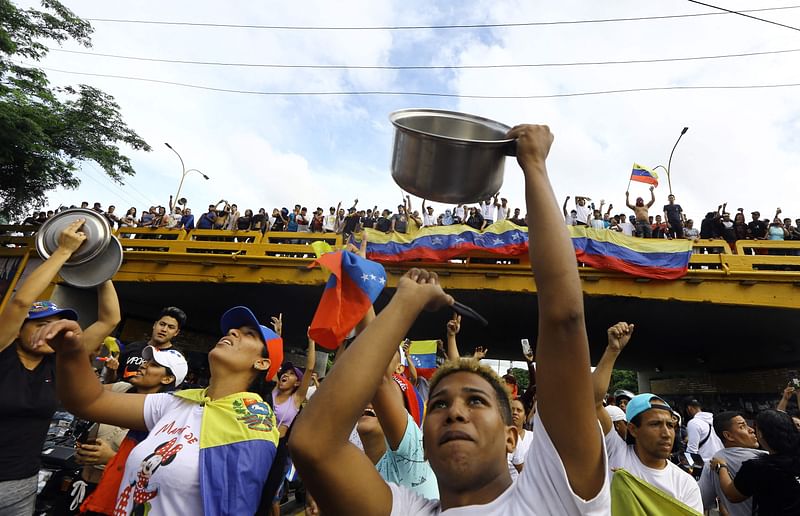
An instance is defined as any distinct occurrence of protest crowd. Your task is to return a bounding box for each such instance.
[17,169,800,251]
[3,127,800,516]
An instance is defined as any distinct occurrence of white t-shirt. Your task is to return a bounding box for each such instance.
[618,222,635,236]
[115,394,202,516]
[324,214,337,232]
[604,429,702,513]
[480,201,494,220]
[423,213,436,227]
[389,412,610,515]
[575,205,592,224]
[495,205,510,222]
[454,206,466,222]
[507,428,535,481]
[590,219,606,230]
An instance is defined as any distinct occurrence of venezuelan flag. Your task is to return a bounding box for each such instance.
[358,221,692,280]
[630,163,659,187]
[361,219,529,263]
[308,250,387,349]
[174,389,281,516]
[408,340,438,379]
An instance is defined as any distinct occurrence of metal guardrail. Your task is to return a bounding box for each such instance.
[4,225,800,276]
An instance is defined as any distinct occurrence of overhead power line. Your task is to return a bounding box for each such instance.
[687,0,800,32]
[29,63,800,100]
[83,5,800,30]
[47,46,800,70]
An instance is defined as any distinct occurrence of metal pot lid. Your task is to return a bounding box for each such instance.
[35,208,112,265]
[59,235,123,289]
[390,109,513,145]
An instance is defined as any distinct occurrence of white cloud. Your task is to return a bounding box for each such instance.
[20,0,800,222]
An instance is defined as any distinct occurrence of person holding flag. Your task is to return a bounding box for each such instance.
[625,186,656,238]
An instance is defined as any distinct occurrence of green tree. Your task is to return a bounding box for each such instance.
[610,368,638,394]
[509,367,529,391]
[0,0,150,220]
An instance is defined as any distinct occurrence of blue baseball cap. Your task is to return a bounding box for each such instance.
[626,393,672,422]
[26,301,78,322]
[220,306,283,381]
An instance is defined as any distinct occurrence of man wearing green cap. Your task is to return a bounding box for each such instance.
[593,322,702,512]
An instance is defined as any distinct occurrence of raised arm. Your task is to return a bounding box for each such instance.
[519,348,537,409]
[508,124,603,499]
[401,339,418,385]
[445,313,461,360]
[290,269,453,515]
[625,191,635,211]
[0,220,86,352]
[777,385,794,412]
[647,186,655,207]
[31,319,147,431]
[294,334,317,402]
[562,196,570,218]
[592,323,634,435]
[81,281,122,354]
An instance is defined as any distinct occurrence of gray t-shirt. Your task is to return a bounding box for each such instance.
[698,446,767,516]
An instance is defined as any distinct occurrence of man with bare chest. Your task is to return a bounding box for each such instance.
[626,186,655,238]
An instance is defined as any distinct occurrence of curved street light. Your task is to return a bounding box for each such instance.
[165,142,209,210]
[666,127,689,196]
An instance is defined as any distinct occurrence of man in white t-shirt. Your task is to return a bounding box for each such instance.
[494,197,511,223]
[422,201,436,227]
[480,196,496,225]
[291,125,610,515]
[617,214,635,237]
[592,322,702,513]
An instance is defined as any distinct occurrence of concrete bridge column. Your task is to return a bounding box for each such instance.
[637,371,654,394]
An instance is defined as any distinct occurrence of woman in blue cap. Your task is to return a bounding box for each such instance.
[0,219,120,515]
[33,305,285,515]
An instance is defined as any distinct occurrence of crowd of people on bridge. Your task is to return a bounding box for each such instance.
[17,181,800,252]
[3,127,800,516]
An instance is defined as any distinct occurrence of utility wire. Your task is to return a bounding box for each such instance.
[83,5,800,30]
[47,46,800,70]
[687,0,800,32]
[30,63,800,99]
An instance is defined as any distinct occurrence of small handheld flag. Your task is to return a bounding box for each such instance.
[408,339,439,379]
[308,250,387,349]
[630,163,659,187]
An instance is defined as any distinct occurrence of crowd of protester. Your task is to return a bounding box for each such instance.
[2,127,800,516]
[17,188,800,256]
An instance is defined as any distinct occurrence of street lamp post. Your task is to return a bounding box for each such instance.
[164,142,209,211]
[665,127,689,196]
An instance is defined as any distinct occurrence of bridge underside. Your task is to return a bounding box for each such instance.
[110,281,799,375]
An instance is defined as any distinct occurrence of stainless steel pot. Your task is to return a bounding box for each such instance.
[35,208,123,288]
[389,109,516,204]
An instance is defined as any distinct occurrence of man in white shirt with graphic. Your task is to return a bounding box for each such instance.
[422,200,436,227]
[291,125,610,515]
[593,322,703,513]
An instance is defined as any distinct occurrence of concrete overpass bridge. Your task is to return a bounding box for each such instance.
[2,226,798,398]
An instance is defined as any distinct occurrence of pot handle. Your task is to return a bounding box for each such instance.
[502,139,517,157]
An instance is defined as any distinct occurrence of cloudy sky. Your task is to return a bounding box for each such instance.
[17,0,800,222]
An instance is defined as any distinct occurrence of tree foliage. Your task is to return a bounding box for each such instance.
[610,368,638,394]
[0,0,150,219]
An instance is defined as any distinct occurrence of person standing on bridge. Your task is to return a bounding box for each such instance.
[291,124,610,514]
[0,220,121,515]
[626,186,655,238]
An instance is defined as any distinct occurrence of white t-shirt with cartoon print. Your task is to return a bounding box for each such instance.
[389,412,610,515]
[114,394,202,516]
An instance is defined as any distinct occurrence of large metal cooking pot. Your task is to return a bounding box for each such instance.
[390,109,516,204]
[35,208,123,288]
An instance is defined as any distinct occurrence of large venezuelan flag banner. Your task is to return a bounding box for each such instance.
[359,220,692,280]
